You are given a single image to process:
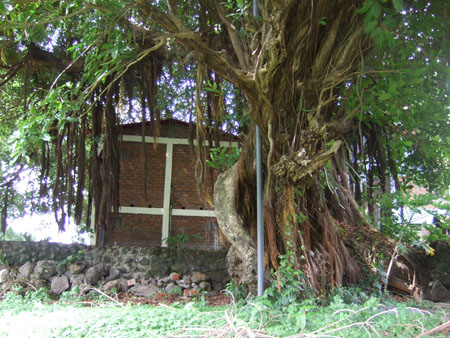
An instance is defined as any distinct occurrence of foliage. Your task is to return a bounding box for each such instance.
[206,146,241,172]
[162,233,203,247]
[0,227,35,241]
[0,251,7,266]
[0,288,449,337]
[225,278,249,301]
[346,0,450,248]
[378,189,450,252]
[0,0,448,293]
[57,249,85,267]
[262,228,308,307]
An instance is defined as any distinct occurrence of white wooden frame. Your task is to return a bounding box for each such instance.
[118,135,235,246]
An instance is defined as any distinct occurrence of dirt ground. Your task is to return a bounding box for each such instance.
[114,290,232,307]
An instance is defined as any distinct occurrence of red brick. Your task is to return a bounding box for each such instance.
[106,120,235,250]
[183,289,200,297]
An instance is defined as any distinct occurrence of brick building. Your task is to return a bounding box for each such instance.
[97,119,237,250]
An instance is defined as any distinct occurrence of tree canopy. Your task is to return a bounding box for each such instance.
[0,0,449,293]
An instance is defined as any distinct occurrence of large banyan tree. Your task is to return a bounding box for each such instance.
[0,0,448,293]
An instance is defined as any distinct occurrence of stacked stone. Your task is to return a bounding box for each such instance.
[0,241,229,298]
[0,259,219,298]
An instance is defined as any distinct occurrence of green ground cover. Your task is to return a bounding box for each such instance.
[0,289,448,337]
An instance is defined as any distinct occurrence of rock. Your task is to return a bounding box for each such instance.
[191,271,208,283]
[129,284,160,297]
[0,269,10,283]
[102,254,113,264]
[56,264,67,275]
[134,264,146,272]
[106,266,121,281]
[117,264,131,273]
[85,264,108,285]
[91,255,101,266]
[85,266,100,285]
[211,281,225,292]
[160,276,171,284]
[199,281,212,291]
[71,274,86,290]
[124,255,135,264]
[137,256,150,265]
[70,274,90,295]
[182,275,192,284]
[431,281,449,302]
[165,282,180,293]
[169,272,180,281]
[103,278,129,293]
[33,260,57,280]
[69,263,85,275]
[439,272,450,289]
[132,272,144,281]
[18,262,35,279]
[170,263,183,273]
[29,279,46,290]
[51,276,70,294]
[98,263,110,276]
[147,277,157,285]
[8,269,17,279]
[177,279,191,289]
[157,276,174,287]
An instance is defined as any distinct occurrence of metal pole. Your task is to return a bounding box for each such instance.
[256,125,264,296]
[253,0,264,297]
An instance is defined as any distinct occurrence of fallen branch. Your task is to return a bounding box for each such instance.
[417,320,450,337]
[81,284,124,307]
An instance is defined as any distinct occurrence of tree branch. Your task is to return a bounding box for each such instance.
[312,9,344,78]
[215,0,248,70]
[136,1,256,100]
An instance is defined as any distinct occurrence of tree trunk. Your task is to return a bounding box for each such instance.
[214,162,257,291]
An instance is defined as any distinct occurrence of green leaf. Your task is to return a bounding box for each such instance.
[42,133,51,142]
[379,92,392,100]
[370,1,381,19]
[357,1,372,14]
[66,117,80,123]
[392,0,403,11]
[365,20,377,34]
[403,140,413,147]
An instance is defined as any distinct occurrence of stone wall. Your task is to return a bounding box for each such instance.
[0,241,230,296]
[0,241,88,266]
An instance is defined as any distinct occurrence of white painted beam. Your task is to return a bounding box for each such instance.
[172,209,216,217]
[161,143,173,247]
[119,206,164,215]
[121,135,238,148]
[118,206,215,217]
[90,204,97,245]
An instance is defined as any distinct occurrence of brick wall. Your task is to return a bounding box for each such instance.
[106,214,162,247]
[104,120,232,250]
[171,145,214,210]
[119,141,165,208]
[171,216,221,250]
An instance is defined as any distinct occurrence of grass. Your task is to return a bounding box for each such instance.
[0,290,449,337]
